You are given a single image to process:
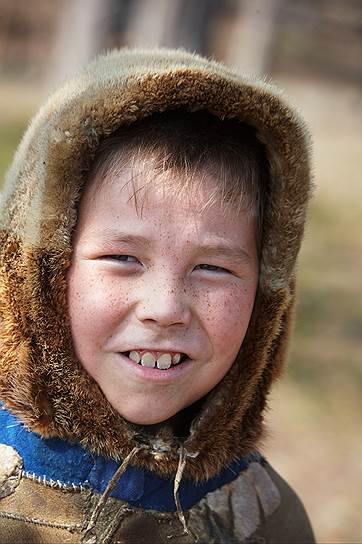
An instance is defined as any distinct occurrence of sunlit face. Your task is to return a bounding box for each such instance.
[67,163,259,425]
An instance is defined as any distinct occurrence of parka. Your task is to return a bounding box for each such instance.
[0,48,315,543]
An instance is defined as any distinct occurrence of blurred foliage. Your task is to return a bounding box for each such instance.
[0,119,28,181]
[291,200,362,391]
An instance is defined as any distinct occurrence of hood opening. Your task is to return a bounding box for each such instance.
[0,48,312,481]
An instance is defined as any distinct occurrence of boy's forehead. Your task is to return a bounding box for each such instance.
[75,161,258,260]
[82,157,250,220]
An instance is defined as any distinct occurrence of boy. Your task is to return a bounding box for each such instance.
[0,49,314,543]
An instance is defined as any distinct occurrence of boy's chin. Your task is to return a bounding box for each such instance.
[116,405,183,426]
[120,396,207,436]
[124,413,175,426]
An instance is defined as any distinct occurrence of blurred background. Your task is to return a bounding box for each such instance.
[0,0,361,541]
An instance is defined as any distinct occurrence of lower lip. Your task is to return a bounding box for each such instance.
[117,353,192,383]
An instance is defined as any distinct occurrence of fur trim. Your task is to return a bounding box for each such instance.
[0,49,312,481]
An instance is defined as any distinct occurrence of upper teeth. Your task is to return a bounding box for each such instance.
[156,353,172,369]
[129,351,141,364]
[173,353,181,364]
[128,351,182,369]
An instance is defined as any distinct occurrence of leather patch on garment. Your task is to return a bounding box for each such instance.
[0,444,22,498]
[245,461,281,517]
[188,462,281,542]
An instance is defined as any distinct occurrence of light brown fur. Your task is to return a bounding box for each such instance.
[0,49,312,482]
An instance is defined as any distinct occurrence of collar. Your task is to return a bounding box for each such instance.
[0,404,261,512]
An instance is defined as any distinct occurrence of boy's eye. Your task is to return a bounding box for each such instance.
[105,255,139,263]
[195,264,229,273]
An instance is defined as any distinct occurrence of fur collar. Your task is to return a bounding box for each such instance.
[0,48,312,481]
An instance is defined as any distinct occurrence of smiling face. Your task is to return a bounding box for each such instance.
[67,164,259,425]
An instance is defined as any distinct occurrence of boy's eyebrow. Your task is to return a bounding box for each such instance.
[95,230,253,263]
[194,243,253,264]
[88,228,150,250]
[98,231,150,250]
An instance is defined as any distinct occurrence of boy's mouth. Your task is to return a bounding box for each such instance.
[122,350,187,370]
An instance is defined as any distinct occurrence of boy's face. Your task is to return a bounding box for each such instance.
[67,164,259,425]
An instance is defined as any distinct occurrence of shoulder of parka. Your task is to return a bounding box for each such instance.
[251,462,315,543]
[188,459,315,544]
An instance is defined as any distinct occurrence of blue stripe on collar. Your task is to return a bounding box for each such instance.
[0,404,261,512]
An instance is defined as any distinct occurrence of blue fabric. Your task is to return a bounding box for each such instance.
[0,404,261,511]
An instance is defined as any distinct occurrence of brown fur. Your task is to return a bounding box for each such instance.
[0,49,312,481]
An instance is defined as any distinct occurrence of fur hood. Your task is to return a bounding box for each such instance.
[0,49,312,482]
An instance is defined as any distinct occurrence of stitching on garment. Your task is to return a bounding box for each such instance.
[171,446,198,542]
[21,470,90,492]
[83,444,147,537]
[13,446,201,540]
[174,447,188,534]
[0,510,84,533]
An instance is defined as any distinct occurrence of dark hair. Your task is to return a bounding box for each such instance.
[87,110,269,251]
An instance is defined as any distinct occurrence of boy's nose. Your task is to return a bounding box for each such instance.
[135,280,192,328]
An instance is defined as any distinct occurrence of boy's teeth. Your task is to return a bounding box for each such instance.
[129,351,141,363]
[140,352,156,368]
[156,353,172,370]
[127,350,185,369]
[172,353,181,364]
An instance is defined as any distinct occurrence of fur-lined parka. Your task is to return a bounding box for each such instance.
[0,48,314,543]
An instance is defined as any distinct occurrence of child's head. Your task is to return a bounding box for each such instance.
[67,110,269,425]
[0,49,312,475]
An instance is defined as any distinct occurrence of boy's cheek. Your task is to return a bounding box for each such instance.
[67,264,106,340]
[67,266,134,355]
[216,285,256,345]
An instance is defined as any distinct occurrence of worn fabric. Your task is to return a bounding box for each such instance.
[0,48,314,542]
[0,438,314,544]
